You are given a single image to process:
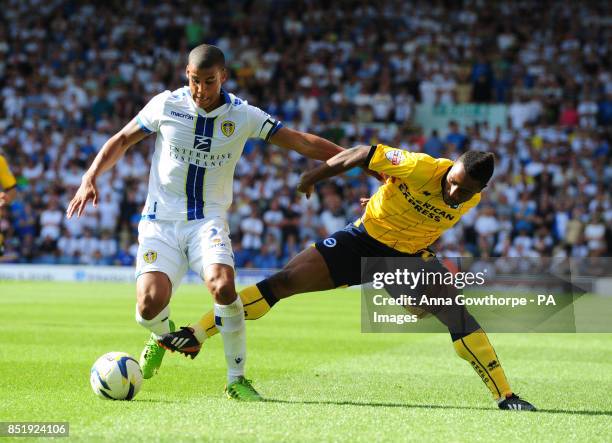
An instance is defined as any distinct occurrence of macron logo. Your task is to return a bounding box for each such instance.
[170,110,194,121]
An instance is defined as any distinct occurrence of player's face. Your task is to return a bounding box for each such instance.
[186,64,228,112]
[442,162,483,206]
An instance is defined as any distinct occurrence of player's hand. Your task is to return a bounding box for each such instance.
[0,192,8,208]
[297,173,315,199]
[66,174,98,218]
[360,197,370,207]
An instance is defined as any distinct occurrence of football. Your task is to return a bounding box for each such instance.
[90,352,143,400]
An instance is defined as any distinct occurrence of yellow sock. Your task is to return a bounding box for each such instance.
[198,310,217,339]
[196,284,274,339]
[453,329,512,400]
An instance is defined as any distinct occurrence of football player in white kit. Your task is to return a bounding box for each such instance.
[66,44,345,400]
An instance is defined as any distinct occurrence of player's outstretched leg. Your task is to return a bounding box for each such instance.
[159,246,335,358]
[158,282,277,358]
[135,272,174,379]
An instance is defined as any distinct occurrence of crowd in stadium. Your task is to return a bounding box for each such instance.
[0,0,610,267]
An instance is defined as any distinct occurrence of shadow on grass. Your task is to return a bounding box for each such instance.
[132,398,181,404]
[264,398,611,416]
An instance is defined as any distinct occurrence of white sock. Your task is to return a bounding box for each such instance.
[135,305,170,338]
[214,298,246,383]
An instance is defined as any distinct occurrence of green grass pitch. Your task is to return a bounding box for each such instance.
[1,281,611,442]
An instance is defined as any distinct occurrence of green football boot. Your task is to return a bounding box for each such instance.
[139,320,175,379]
[225,377,264,402]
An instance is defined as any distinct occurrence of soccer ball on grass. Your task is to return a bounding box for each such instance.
[90,352,143,400]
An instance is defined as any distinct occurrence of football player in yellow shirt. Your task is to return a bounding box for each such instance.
[0,152,17,256]
[160,144,535,411]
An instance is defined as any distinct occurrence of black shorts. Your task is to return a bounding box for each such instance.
[314,223,440,288]
[314,223,479,336]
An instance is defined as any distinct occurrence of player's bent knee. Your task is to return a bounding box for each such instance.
[137,294,166,320]
[205,267,237,305]
[204,264,237,304]
[136,272,171,320]
[211,282,237,305]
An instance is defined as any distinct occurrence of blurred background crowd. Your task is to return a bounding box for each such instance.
[0,0,610,268]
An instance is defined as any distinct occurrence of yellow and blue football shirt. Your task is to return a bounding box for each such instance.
[357,144,481,253]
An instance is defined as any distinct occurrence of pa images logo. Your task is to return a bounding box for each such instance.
[143,250,157,264]
[385,149,404,166]
[221,120,235,137]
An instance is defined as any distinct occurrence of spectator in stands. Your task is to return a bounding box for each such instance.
[319,193,346,238]
[424,130,444,158]
[584,212,607,256]
[559,100,579,127]
[252,240,280,269]
[39,199,63,241]
[240,202,264,257]
[474,205,500,253]
[445,121,468,154]
[57,228,78,264]
[262,198,283,243]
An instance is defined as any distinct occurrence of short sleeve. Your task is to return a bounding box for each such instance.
[0,155,16,190]
[367,144,439,183]
[136,91,171,133]
[246,105,283,141]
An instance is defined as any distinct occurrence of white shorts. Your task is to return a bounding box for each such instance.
[135,218,234,291]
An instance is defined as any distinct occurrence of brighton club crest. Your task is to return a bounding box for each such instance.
[385,149,404,166]
[221,120,235,137]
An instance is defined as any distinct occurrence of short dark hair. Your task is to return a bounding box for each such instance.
[458,151,495,187]
[188,44,225,69]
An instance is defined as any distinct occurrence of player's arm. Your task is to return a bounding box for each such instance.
[297,145,372,197]
[66,118,150,218]
[268,126,344,161]
[270,127,383,182]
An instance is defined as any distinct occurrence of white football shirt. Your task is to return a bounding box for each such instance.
[136,86,282,221]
